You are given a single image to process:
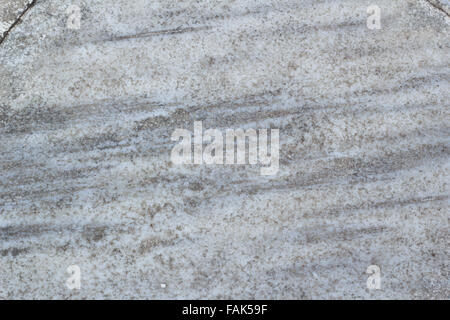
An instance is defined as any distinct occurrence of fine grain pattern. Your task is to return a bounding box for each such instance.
[0,0,36,44]
[0,0,449,299]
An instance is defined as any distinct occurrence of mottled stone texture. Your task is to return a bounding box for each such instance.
[0,0,449,299]
[0,0,34,41]
[426,0,450,15]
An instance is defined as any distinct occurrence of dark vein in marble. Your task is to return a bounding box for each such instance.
[0,0,37,46]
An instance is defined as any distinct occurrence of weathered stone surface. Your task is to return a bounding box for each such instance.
[426,0,450,15]
[0,0,34,42]
[0,0,448,299]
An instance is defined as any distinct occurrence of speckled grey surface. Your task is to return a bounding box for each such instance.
[0,0,449,299]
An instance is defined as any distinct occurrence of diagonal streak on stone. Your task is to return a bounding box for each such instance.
[0,0,37,45]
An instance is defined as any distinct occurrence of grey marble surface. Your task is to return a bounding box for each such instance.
[0,0,449,299]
